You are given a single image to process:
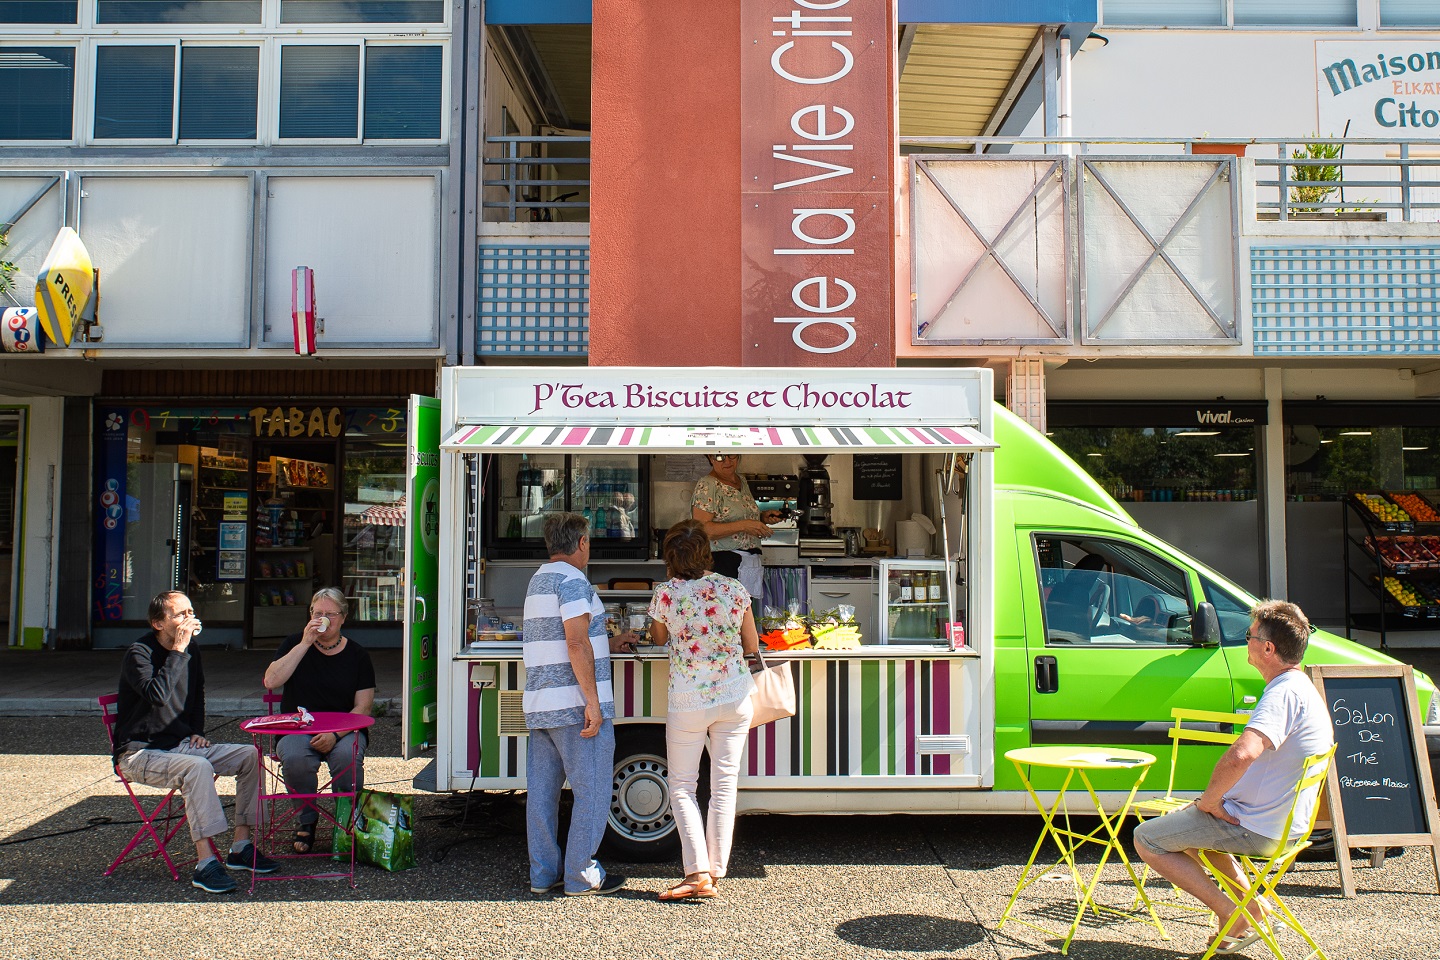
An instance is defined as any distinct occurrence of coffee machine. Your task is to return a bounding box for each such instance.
[798,455,845,556]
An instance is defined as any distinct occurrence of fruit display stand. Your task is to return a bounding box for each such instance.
[1345,492,1440,651]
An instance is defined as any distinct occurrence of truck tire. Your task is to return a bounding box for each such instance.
[601,725,708,862]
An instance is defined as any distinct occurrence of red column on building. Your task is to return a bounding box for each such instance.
[590,0,896,368]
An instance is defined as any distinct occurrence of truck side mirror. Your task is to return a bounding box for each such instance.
[1191,602,1222,647]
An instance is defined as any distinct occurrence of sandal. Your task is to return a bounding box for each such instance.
[658,878,718,901]
[293,827,314,854]
[1212,929,1260,955]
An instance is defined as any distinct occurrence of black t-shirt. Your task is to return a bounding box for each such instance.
[272,633,376,715]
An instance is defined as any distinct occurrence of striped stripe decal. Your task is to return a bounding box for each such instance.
[443,424,995,452]
[468,657,969,780]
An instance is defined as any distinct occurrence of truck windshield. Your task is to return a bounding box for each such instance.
[1198,574,1253,646]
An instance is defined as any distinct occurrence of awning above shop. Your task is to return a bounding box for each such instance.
[441,423,998,455]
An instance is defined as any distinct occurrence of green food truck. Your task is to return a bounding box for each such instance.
[397,365,1440,859]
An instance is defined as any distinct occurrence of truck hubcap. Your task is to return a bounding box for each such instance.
[610,752,675,843]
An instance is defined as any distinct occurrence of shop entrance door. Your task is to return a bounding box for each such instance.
[121,463,188,621]
[249,440,338,646]
[0,412,21,646]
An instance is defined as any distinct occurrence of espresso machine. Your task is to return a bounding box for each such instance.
[798,455,845,557]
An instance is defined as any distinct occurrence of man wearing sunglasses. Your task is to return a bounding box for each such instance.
[1132,599,1333,954]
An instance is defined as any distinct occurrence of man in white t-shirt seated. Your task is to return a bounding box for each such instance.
[1132,599,1334,955]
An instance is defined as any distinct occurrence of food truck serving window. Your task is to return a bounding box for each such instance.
[440,423,998,454]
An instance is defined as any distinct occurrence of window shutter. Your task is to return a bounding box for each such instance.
[0,47,74,140]
[280,0,443,23]
[0,1,77,23]
[1233,0,1357,26]
[279,45,359,139]
[364,45,441,140]
[1101,1,1224,26]
[94,45,175,140]
[180,46,259,140]
[97,0,260,23]
[1379,0,1440,26]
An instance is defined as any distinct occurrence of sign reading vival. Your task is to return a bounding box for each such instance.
[741,0,896,365]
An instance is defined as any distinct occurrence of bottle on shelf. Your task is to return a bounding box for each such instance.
[928,571,942,603]
[899,573,913,603]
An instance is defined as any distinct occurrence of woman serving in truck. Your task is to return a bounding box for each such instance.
[691,453,780,605]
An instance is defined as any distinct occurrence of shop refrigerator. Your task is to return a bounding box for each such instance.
[878,558,952,644]
[483,453,650,559]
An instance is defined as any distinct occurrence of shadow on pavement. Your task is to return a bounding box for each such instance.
[836,912,987,952]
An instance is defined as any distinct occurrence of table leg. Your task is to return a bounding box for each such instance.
[1000,764,1086,947]
[1070,770,1169,944]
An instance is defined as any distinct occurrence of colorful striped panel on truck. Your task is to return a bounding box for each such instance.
[466,656,972,781]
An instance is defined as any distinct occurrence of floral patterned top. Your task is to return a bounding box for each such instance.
[649,573,755,712]
[691,475,762,551]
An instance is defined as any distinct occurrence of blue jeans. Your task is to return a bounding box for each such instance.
[526,719,615,893]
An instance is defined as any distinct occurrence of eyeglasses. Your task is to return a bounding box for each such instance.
[1244,632,1268,644]
[710,454,738,461]
[312,610,344,619]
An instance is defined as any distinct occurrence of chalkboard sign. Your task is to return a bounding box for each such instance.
[853,454,902,500]
[1307,664,1440,897]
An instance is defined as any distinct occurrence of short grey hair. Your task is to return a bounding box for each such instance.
[310,587,349,619]
[543,512,589,557]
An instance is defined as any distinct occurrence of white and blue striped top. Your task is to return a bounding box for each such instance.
[521,560,614,729]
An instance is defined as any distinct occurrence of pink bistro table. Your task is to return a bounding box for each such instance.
[238,711,376,891]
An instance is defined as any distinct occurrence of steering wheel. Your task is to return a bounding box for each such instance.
[1088,579,1111,631]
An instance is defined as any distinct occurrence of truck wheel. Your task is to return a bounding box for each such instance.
[603,726,680,861]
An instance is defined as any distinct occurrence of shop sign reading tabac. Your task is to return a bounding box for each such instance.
[740,0,896,365]
[1317,40,1440,136]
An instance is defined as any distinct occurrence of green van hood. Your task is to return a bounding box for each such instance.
[992,403,1134,523]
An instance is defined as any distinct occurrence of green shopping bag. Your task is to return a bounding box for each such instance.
[334,789,416,871]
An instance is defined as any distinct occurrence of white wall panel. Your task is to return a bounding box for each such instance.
[264,176,438,346]
[78,177,251,345]
[0,177,65,307]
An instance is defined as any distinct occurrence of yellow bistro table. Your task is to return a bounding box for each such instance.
[998,746,1169,954]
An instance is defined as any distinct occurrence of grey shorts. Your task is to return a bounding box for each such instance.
[1133,804,1279,859]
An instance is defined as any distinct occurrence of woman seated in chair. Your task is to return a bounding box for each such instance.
[262,587,376,854]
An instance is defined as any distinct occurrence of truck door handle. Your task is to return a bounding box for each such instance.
[1035,655,1059,694]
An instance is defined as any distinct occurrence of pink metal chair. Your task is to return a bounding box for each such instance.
[98,693,202,880]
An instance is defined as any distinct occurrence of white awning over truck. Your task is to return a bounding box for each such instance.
[440,422,997,454]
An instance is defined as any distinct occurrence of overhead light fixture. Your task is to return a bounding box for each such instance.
[1402,445,1429,451]
[1080,32,1109,52]
[1338,430,1372,436]
[1173,430,1221,437]
[1086,452,1103,457]
[1214,452,1250,458]
[1321,439,1334,444]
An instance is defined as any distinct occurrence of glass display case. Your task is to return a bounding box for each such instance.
[484,453,649,559]
[342,441,407,622]
[878,558,952,644]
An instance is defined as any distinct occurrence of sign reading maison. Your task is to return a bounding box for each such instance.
[739,0,895,365]
[1317,40,1440,136]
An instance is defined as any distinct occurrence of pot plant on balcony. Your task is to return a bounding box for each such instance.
[1280,139,1383,221]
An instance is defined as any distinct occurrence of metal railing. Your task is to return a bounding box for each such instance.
[482,135,591,222]
[901,136,1440,224]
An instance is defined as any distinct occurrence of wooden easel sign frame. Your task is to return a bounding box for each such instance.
[1307,663,1440,898]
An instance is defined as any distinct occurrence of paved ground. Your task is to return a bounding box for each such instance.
[3,717,1440,960]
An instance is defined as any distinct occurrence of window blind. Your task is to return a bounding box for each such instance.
[1233,0,1357,26]
[279,45,359,139]
[1102,1,1223,26]
[0,0,77,23]
[0,47,74,140]
[94,45,175,139]
[97,0,260,23]
[364,45,441,139]
[280,0,442,23]
[180,46,258,140]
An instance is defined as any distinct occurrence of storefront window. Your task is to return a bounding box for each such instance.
[1049,425,1257,502]
[342,440,408,622]
[1286,425,1440,500]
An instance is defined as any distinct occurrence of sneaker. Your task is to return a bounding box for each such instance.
[529,880,563,895]
[225,843,280,874]
[566,873,626,896]
[192,859,237,894]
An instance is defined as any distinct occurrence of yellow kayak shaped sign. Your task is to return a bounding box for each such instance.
[35,227,94,347]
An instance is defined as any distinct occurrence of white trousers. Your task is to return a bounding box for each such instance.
[665,696,754,878]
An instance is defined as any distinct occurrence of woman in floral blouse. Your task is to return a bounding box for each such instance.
[647,519,761,901]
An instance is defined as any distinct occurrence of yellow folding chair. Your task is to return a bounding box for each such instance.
[1197,744,1339,960]
[1131,707,1248,908]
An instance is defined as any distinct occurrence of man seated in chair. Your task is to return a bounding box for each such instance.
[114,590,279,894]
[1132,600,1334,953]
[262,588,375,856]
